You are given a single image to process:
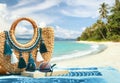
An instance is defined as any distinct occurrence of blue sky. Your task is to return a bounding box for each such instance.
[0,0,114,39]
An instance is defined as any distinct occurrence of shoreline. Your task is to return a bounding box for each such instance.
[51,41,120,71]
[51,44,106,62]
[51,41,107,62]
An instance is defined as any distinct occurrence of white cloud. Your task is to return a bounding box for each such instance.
[15,26,33,35]
[0,3,55,39]
[61,0,114,18]
[81,27,86,31]
[0,3,33,37]
[0,3,7,12]
[29,13,58,25]
[54,26,81,39]
[0,4,10,32]
[12,0,35,8]
[38,22,46,28]
[15,26,34,39]
[11,0,61,16]
[6,0,60,27]
[61,8,98,18]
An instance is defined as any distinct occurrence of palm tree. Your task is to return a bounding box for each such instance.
[115,0,120,11]
[92,20,106,40]
[98,2,109,40]
[107,0,120,34]
[99,2,109,21]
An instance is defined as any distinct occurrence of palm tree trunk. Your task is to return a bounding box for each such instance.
[98,28,106,40]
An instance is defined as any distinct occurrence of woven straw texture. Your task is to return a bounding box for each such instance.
[0,18,54,74]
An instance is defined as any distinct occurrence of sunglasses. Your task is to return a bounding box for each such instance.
[26,62,56,73]
[39,62,56,72]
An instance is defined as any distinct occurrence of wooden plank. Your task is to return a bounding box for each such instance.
[21,69,69,78]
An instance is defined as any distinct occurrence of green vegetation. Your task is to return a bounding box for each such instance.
[78,0,120,42]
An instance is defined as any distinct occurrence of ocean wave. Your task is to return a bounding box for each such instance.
[52,44,106,62]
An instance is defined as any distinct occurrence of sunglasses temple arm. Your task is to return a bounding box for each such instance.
[51,64,56,68]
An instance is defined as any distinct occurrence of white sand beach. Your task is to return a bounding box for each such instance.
[52,41,120,71]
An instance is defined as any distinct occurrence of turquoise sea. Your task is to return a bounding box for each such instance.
[52,41,106,61]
